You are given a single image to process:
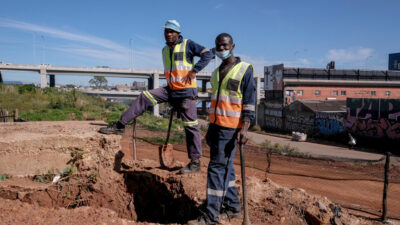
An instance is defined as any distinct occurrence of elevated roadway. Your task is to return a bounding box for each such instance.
[0,63,264,116]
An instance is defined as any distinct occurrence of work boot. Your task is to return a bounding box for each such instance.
[99,121,125,135]
[219,207,241,220]
[187,216,210,225]
[180,160,201,174]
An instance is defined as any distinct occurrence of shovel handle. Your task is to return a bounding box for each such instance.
[239,143,251,225]
[165,109,174,146]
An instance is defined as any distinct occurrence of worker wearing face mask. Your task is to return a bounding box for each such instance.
[188,33,256,225]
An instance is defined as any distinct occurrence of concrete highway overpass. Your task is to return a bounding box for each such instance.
[1,63,264,116]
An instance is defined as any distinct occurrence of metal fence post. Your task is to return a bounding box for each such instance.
[382,151,391,222]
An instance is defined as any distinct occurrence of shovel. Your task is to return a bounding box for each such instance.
[159,108,175,168]
[239,143,251,225]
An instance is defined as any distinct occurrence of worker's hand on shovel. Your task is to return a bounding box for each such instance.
[237,121,250,145]
[182,70,196,85]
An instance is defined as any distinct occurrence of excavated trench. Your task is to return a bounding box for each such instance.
[123,171,200,223]
[0,169,199,224]
[0,122,200,224]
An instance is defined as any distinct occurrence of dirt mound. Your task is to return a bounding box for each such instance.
[0,121,389,224]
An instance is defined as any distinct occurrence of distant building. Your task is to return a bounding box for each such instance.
[3,81,23,85]
[116,85,131,91]
[347,98,400,140]
[389,53,400,70]
[258,64,400,131]
[132,81,146,90]
[283,100,346,135]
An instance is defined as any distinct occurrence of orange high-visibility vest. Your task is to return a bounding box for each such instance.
[162,39,196,90]
[209,62,253,129]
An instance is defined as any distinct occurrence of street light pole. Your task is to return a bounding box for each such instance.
[33,33,36,65]
[129,38,133,69]
[41,35,46,64]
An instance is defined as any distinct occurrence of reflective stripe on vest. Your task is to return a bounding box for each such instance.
[209,62,253,129]
[162,39,195,90]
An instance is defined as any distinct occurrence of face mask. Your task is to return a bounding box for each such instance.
[216,50,231,60]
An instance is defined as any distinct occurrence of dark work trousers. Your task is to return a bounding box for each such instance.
[119,86,202,160]
[204,125,241,223]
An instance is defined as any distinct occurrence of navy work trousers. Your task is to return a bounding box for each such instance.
[204,124,241,223]
[119,86,202,160]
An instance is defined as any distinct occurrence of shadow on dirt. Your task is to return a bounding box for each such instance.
[123,170,200,224]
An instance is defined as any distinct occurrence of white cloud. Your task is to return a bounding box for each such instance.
[0,19,128,53]
[0,19,165,69]
[50,46,127,61]
[261,9,280,16]
[326,47,373,62]
[214,4,223,9]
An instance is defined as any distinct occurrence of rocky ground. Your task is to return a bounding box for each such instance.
[0,121,398,225]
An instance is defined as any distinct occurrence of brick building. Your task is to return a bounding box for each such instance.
[258,64,400,131]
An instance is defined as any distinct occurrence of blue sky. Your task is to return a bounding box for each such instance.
[0,0,399,85]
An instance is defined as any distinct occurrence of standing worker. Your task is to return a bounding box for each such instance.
[100,20,213,174]
[188,33,255,224]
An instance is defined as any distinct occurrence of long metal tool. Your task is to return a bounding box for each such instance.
[239,143,250,225]
[158,108,175,168]
[165,109,174,146]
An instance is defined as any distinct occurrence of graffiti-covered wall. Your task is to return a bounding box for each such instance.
[315,112,345,135]
[263,102,284,130]
[284,111,314,133]
[346,98,400,139]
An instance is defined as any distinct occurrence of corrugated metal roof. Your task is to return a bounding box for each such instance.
[297,100,346,112]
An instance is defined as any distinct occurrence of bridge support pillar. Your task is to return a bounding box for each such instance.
[0,71,3,83]
[49,74,55,87]
[149,73,159,116]
[40,67,47,88]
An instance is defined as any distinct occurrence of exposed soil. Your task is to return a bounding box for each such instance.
[0,121,399,225]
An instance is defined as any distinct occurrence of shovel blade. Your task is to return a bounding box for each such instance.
[159,144,175,168]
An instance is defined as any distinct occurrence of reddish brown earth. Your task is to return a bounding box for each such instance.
[0,121,399,225]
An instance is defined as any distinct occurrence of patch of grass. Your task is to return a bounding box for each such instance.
[136,112,185,132]
[0,174,10,181]
[33,169,56,183]
[0,84,128,122]
[260,140,309,158]
[141,135,185,145]
[250,125,262,132]
[88,170,99,183]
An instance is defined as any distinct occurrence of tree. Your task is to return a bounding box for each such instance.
[89,76,108,89]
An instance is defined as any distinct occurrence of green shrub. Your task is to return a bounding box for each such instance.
[1,84,135,122]
[18,84,36,94]
[250,125,262,132]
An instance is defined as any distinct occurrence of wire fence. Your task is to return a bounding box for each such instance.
[122,125,400,221]
[0,109,18,123]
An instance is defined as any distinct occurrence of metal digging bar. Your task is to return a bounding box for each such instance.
[239,143,251,225]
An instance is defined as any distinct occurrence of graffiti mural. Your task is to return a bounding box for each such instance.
[264,64,284,91]
[315,112,345,135]
[264,116,283,130]
[284,112,314,134]
[346,98,400,139]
